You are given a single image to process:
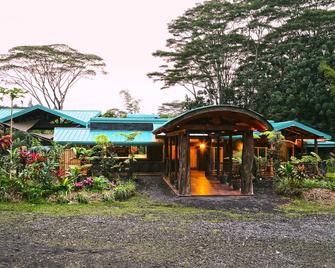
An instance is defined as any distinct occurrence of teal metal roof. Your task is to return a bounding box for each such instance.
[90,117,169,124]
[304,140,335,148]
[54,128,161,145]
[0,108,24,120]
[126,114,159,119]
[0,105,101,126]
[271,120,332,140]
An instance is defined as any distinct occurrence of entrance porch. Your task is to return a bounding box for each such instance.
[154,105,273,196]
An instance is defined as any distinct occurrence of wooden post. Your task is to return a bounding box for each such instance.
[228,135,233,183]
[169,137,173,183]
[178,133,190,195]
[314,137,318,155]
[241,130,254,195]
[164,137,168,177]
[205,136,211,177]
[301,138,304,158]
[174,136,179,181]
[216,135,220,179]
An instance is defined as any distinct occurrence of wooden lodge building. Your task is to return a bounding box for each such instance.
[0,104,334,196]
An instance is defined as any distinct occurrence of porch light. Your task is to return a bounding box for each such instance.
[199,143,206,150]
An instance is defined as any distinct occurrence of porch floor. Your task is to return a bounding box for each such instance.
[191,170,241,196]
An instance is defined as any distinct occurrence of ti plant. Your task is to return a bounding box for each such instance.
[0,87,26,179]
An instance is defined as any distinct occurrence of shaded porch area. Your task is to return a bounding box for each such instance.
[154,105,273,196]
[191,170,240,196]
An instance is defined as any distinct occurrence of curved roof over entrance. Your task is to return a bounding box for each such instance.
[153,105,273,135]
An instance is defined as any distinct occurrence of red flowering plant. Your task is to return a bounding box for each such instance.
[0,134,12,150]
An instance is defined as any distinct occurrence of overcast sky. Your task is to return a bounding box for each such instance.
[1,0,200,113]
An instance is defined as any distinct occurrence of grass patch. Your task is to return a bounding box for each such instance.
[280,199,335,215]
[0,193,252,221]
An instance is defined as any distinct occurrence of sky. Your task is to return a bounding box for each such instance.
[1,0,201,113]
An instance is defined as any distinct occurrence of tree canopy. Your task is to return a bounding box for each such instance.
[0,44,106,110]
[149,0,335,135]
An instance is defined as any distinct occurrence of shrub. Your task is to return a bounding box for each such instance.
[56,194,70,204]
[113,181,136,201]
[76,193,89,204]
[275,177,304,197]
[92,177,109,191]
[101,191,114,202]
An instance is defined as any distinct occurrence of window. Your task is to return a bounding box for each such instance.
[112,146,147,159]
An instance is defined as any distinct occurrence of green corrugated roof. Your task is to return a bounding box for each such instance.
[54,128,161,145]
[0,105,101,126]
[0,108,24,120]
[271,120,332,140]
[90,117,168,124]
[304,140,335,148]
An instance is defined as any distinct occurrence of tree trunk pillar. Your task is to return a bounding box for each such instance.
[216,135,220,179]
[205,136,211,177]
[228,135,233,183]
[178,133,190,195]
[241,130,254,195]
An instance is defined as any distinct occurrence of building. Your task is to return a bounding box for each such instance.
[1,104,334,196]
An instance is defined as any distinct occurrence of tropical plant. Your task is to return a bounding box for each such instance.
[113,180,136,201]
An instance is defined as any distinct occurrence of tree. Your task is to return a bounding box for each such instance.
[102,108,127,118]
[0,87,26,179]
[119,89,141,114]
[0,44,106,110]
[319,61,335,93]
[158,100,186,118]
[148,1,248,106]
[150,0,335,135]
[252,6,335,135]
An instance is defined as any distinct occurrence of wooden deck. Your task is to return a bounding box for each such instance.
[191,170,241,196]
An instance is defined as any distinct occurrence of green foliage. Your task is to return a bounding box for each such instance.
[102,108,127,118]
[319,61,335,94]
[158,101,186,117]
[92,177,109,191]
[113,180,136,201]
[95,134,110,146]
[150,0,335,135]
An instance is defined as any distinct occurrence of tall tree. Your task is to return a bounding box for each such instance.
[253,6,335,134]
[158,100,186,118]
[119,89,141,114]
[0,44,106,109]
[148,0,248,107]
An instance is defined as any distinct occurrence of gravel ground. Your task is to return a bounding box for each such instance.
[0,176,335,268]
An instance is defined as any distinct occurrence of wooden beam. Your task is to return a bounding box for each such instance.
[181,124,254,132]
[165,129,186,137]
[241,130,254,194]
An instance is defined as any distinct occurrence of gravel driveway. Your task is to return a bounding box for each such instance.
[0,176,334,268]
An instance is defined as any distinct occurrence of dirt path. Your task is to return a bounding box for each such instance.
[0,211,334,267]
[0,177,334,267]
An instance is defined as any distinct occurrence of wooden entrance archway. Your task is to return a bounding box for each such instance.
[153,105,273,196]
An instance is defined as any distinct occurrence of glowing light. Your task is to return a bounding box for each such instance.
[199,143,206,150]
